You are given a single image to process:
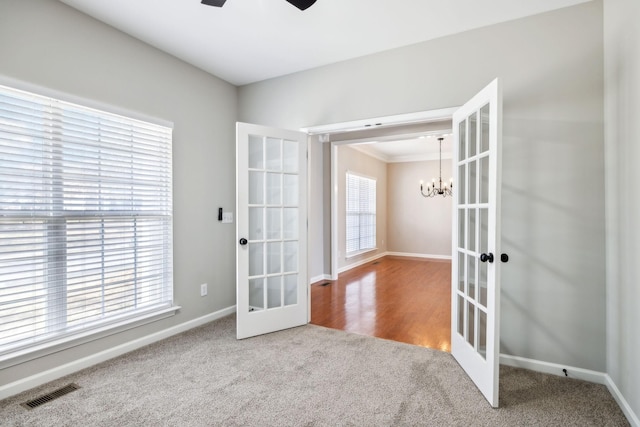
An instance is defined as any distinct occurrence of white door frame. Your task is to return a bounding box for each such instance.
[304,107,459,280]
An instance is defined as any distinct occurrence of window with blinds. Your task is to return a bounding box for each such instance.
[0,84,173,360]
[345,172,376,256]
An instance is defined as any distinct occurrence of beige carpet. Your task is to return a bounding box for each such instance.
[0,315,629,426]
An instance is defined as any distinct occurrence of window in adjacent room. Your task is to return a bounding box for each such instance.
[345,171,376,256]
[0,84,174,363]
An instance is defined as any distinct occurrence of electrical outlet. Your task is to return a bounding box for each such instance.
[200,283,208,297]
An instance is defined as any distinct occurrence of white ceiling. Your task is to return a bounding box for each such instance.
[59,0,591,86]
[351,134,453,164]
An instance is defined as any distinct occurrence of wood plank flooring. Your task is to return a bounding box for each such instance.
[310,256,451,352]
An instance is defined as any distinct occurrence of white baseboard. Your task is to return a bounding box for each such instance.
[309,274,332,284]
[500,354,638,426]
[604,374,640,427]
[0,305,237,401]
[500,354,606,384]
[338,252,388,274]
[386,251,452,261]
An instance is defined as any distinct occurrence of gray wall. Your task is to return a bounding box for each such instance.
[604,0,640,418]
[387,160,453,257]
[239,1,606,371]
[0,0,237,386]
[3,0,632,414]
[336,146,387,270]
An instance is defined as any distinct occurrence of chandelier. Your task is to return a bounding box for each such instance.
[420,137,453,198]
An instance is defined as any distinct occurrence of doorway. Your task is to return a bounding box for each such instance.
[304,109,456,352]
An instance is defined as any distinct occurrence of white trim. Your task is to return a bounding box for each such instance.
[499,354,606,384]
[499,354,639,427]
[310,274,332,284]
[0,305,237,400]
[345,247,378,260]
[302,107,459,135]
[386,251,452,261]
[604,374,640,427]
[338,251,387,274]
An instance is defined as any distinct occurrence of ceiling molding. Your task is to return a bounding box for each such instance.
[302,108,459,136]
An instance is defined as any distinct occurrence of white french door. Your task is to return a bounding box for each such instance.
[451,79,503,407]
[236,122,308,339]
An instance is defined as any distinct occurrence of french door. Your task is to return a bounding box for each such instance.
[236,122,308,339]
[451,79,503,407]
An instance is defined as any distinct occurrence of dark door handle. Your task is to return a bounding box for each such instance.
[480,253,494,263]
[501,253,509,263]
[239,238,248,245]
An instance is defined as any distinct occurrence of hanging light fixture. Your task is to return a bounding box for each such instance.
[420,137,453,198]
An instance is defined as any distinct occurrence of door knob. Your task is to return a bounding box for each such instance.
[480,253,494,263]
[239,238,248,245]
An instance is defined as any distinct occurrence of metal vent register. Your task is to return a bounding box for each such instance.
[21,383,81,409]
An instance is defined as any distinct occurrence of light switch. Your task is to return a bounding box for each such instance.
[222,212,233,223]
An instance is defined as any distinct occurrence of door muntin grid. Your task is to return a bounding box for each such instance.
[456,103,491,359]
[247,134,300,312]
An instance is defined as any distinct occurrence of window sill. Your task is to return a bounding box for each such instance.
[345,248,378,260]
[0,305,181,370]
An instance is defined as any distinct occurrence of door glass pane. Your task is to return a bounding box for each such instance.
[284,274,297,306]
[480,156,489,204]
[249,171,264,205]
[459,120,466,161]
[468,208,476,252]
[266,173,282,205]
[469,160,477,204]
[458,252,465,292]
[467,302,475,347]
[267,241,281,274]
[283,208,298,240]
[249,278,264,312]
[266,208,281,240]
[283,139,298,173]
[479,208,488,255]
[458,208,466,249]
[479,309,487,359]
[265,137,281,171]
[468,253,476,301]
[248,243,264,277]
[457,295,465,337]
[249,207,263,240]
[479,261,488,308]
[480,103,491,154]
[267,276,282,309]
[458,164,466,205]
[283,241,297,273]
[469,112,477,158]
[248,135,264,169]
[283,174,298,206]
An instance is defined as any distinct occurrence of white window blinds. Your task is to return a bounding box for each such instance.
[0,84,173,358]
[345,172,376,255]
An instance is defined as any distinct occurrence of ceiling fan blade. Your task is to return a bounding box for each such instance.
[285,0,317,10]
[201,0,227,7]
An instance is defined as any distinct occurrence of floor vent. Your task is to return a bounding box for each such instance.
[372,261,381,265]
[21,383,80,410]
[320,282,331,286]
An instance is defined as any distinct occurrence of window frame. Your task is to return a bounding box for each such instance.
[345,171,377,257]
[0,79,178,369]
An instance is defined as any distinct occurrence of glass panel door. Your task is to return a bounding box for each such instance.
[237,122,308,339]
[451,79,502,408]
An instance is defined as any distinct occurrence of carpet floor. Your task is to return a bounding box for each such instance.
[0,315,629,426]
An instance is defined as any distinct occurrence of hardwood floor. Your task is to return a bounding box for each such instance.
[310,256,451,352]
